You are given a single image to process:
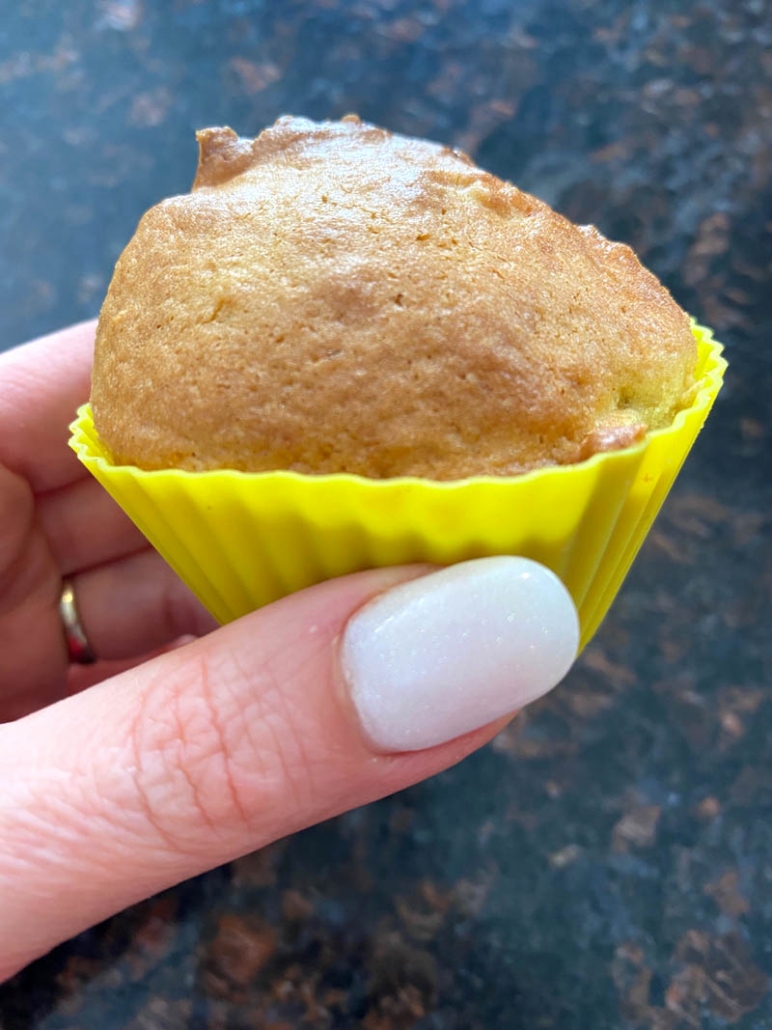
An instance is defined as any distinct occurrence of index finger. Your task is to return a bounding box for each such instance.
[0,320,97,493]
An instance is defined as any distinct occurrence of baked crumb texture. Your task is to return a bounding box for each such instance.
[91,115,697,478]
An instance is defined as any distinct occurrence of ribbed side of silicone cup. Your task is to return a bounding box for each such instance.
[71,324,726,649]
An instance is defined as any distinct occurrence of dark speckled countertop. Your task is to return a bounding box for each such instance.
[1,2,771,1027]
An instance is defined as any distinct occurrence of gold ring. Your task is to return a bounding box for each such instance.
[59,578,96,665]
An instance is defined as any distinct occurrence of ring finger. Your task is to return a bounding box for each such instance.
[73,549,217,661]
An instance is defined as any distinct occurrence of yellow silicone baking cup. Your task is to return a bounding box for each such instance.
[70,323,725,649]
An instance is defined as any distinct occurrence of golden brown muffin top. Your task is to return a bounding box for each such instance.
[91,115,697,478]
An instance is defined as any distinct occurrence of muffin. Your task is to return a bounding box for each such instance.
[72,116,725,644]
[90,115,697,480]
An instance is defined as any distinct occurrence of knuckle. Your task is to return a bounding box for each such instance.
[126,652,246,850]
[125,646,319,854]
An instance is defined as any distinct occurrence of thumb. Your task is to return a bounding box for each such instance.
[0,556,578,977]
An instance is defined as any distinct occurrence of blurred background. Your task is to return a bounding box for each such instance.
[1,2,771,1028]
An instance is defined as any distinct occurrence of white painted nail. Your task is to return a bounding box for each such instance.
[342,556,579,752]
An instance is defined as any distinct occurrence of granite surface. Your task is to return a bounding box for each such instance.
[1,1,771,1027]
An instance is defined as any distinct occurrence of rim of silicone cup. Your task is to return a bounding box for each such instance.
[70,322,726,485]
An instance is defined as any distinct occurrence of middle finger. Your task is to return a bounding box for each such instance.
[38,476,146,575]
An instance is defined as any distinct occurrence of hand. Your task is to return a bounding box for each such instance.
[0,321,217,719]
[0,323,579,980]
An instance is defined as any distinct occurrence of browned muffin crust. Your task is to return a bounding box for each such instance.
[91,115,697,478]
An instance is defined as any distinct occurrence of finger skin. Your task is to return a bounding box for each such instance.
[37,476,146,576]
[0,465,67,716]
[0,566,503,979]
[0,320,211,715]
[73,548,217,659]
[0,321,97,494]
